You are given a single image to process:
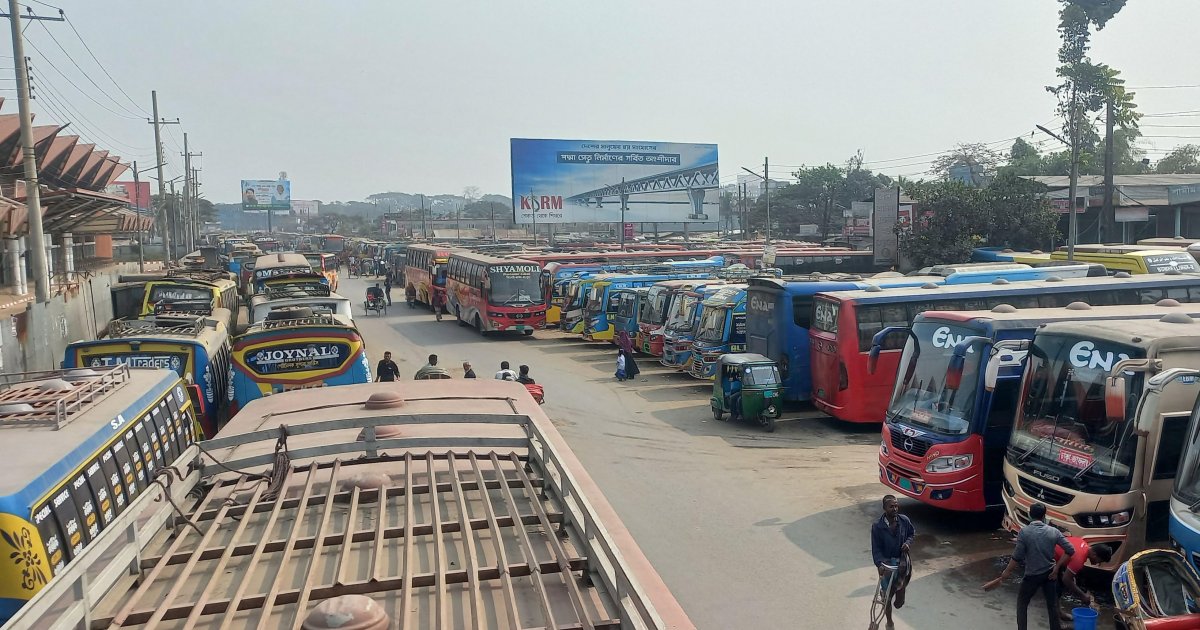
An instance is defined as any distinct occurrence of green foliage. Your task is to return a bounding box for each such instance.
[748,154,893,239]
[929,143,1005,179]
[1155,145,1200,174]
[897,175,1060,267]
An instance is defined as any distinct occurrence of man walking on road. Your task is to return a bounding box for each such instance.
[376,351,401,382]
[983,502,1075,630]
[870,495,914,630]
[463,361,476,378]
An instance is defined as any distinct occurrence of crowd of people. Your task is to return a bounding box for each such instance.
[374,353,535,384]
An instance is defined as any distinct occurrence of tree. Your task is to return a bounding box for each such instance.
[896,175,1060,267]
[929,143,1005,180]
[462,186,481,201]
[1155,145,1200,174]
[746,155,893,239]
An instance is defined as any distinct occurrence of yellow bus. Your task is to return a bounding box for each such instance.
[1050,245,1199,274]
[140,270,239,331]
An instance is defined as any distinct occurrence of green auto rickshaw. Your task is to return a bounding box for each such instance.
[710,353,783,432]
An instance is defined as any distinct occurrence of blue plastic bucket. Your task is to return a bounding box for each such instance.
[1072,607,1098,630]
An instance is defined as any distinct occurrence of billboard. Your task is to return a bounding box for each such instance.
[873,187,899,267]
[290,199,318,216]
[510,138,718,224]
[104,181,152,212]
[240,179,291,213]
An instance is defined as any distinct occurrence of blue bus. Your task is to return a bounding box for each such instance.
[582,271,715,341]
[661,283,732,371]
[64,310,233,439]
[689,285,750,379]
[0,366,197,623]
[229,309,371,413]
[746,263,1100,403]
[612,287,650,343]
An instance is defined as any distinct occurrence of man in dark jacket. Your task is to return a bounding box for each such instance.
[376,351,401,382]
[870,495,915,630]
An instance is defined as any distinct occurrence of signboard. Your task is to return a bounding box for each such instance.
[509,138,718,224]
[290,199,318,216]
[623,223,635,239]
[245,342,350,375]
[1168,183,1200,206]
[763,245,777,267]
[104,181,152,211]
[1145,253,1199,273]
[84,352,188,375]
[240,179,291,213]
[873,187,900,267]
[1115,206,1150,223]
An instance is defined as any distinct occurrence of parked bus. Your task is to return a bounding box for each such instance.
[6,380,696,630]
[747,265,1101,403]
[811,272,1200,423]
[613,287,650,344]
[404,243,456,308]
[877,300,1200,513]
[688,284,750,379]
[319,233,345,253]
[64,310,233,438]
[0,366,197,625]
[1000,315,1200,568]
[661,283,731,370]
[250,252,319,294]
[582,271,714,341]
[1170,380,1200,572]
[248,284,354,325]
[1049,245,1199,274]
[138,270,238,334]
[446,252,545,336]
[228,309,370,412]
[302,252,340,290]
[637,279,709,356]
[1137,237,1200,249]
[542,256,725,325]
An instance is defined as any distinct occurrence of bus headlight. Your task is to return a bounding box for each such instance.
[925,455,972,473]
[880,440,890,456]
[1076,510,1133,528]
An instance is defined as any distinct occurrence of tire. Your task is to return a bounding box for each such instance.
[712,406,725,422]
[761,413,776,433]
[523,329,534,336]
[476,316,489,337]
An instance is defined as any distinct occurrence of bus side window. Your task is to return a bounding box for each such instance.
[880,304,906,350]
[792,296,812,329]
[986,379,1021,431]
[1139,288,1165,304]
[856,306,882,352]
[1153,415,1190,481]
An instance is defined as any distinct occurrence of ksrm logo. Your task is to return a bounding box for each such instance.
[1069,341,1130,371]
[930,326,974,353]
[520,195,563,211]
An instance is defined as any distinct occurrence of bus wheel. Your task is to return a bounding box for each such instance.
[523,329,534,336]
[476,316,489,337]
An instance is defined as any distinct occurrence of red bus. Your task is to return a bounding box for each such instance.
[809,273,1200,423]
[404,243,456,308]
[447,252,546,336]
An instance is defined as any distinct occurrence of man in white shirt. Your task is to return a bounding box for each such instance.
[494,360,517,381]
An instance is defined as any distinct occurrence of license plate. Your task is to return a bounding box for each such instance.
[515,325,529,331]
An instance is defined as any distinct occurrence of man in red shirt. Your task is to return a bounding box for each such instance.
[1053,536,1112,622]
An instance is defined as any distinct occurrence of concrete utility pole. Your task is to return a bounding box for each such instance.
[182,133,192,254]
[132,161,145,272]
[1102,95,1116,243]
[490,202,497,243]
[8,0,50,302]
[419,194,427,239]
[764,157,771,244]
[1067,88,1080,260]
[149,91,179,265]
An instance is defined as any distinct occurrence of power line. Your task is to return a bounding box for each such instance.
[24,38,141,120]
[30,66,153,154]
[32,17,142,118]
[1129,84,1200,89]
[61,14,149,116]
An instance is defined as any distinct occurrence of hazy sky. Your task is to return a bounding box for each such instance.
[25,1,1200,203]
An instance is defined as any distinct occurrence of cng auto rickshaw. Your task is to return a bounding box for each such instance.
[710,353,783,432]
[1113,549,1200,629]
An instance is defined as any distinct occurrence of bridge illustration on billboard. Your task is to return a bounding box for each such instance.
[564,161,718,221]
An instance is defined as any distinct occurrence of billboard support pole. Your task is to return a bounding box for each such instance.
[490,202,497,244]
[132,161,145,273]
[619,178,627,250]
[529,188,537,245]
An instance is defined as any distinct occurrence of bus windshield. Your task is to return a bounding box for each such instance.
[889,322,982,435]
[617,294,638,319]
[696,307,727,343]
[1008,334,1143,494]
[149,284,212,303]
[1175,409,1200,505]
[668,295,700,332]
[643,290,669,325]
[487,265,541,306]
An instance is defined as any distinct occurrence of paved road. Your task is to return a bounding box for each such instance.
[342,274,1051,629]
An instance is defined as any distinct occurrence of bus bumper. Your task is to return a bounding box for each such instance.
[1001,470,1132,568]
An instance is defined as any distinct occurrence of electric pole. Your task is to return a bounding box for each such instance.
[1067,87,1080,260]
[8,0,50,302]
[182,134,202,253]
[1102,94,1116,243]
[764,157,771,244]
[132,161,145,272]
[419,194,427,239]
[149,91,179,265]
[490,202,497,244]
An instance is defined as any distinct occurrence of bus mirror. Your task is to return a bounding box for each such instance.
[946,355,964,390]
[983,354,1008,392]
[1105,375,1127,423]
[868,346,881,374]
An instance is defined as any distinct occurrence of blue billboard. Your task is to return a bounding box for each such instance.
[510,138,718,224]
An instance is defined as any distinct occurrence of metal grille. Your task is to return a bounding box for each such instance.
[264,284,332,299]
[0,364,131,429]
[249,315,343,332]
[100,452,621,629]
[889,431,931,457]
[1018,477,1074,507]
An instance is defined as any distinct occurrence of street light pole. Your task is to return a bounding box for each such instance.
[1037,114,1080,261]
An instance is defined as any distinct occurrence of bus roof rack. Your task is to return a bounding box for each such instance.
[251,314,344,331]
[0,364,131,429]
[107,314,210,338]
[264,284,332,298]
[165,269,231,282]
